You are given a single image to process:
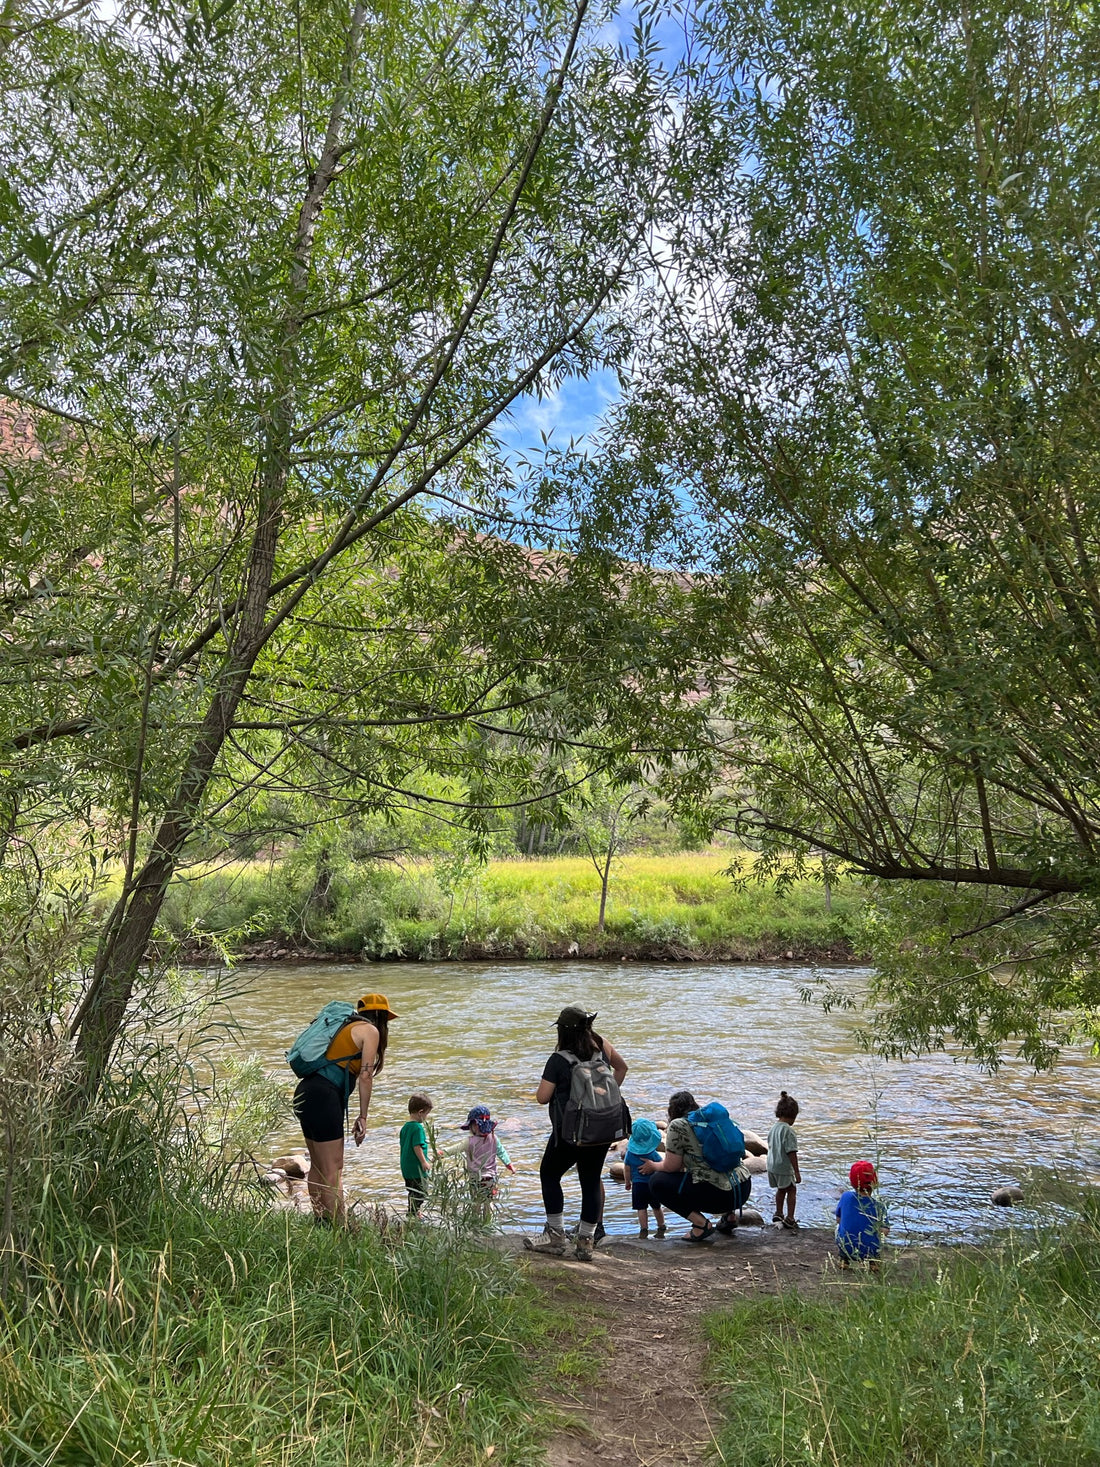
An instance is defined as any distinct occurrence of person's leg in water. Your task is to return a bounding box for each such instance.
[294,1075,348,1224]
[525,1137,574,1254]
[782,1181,799,1228]
[405,1179,426,1219]
[305,1136,346,1224]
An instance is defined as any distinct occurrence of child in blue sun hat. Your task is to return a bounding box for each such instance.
[622,1117,668,1238]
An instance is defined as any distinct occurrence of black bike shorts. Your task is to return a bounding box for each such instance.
[293,1073,347,1143]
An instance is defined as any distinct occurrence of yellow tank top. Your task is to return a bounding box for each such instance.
[325,1020,364,1079]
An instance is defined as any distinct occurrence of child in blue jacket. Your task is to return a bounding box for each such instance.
[836,1160,889,1268]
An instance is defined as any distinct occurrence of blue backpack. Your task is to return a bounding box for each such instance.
[286,1001,361,1097]
[686,1102,745,1173]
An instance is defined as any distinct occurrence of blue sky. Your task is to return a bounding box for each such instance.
[494,2,692,468]
[496,366,621,470]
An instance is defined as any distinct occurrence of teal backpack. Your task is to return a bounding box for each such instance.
[286,1002,362,1098]
[686,1102,745,1173]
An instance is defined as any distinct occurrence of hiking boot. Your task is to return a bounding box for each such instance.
[524,1227,567,1256]
[574,1234,595,1262]
[567,1222,607,1245]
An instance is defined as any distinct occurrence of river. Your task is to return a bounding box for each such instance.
[222,958,1100,1240]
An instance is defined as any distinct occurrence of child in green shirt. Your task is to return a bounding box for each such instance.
[399,1092,434,1217]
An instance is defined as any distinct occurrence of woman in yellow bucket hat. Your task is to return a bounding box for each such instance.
[292,992,399,1224]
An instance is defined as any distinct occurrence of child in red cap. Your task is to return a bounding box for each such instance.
[835,1161,890,1268]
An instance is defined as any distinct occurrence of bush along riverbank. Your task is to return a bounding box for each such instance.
[156,850,861,963]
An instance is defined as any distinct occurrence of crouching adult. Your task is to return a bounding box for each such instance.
[640,1089,751,1242]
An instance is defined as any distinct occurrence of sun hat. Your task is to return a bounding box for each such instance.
[460,1104,496,1135]
[553,1004,597,1026]
[356,992,399,1019]
[849,1160,878,1192]
[629,1118,661,1153]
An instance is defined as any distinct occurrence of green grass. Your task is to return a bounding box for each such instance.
[0,1193,552,1467]
[157,849,860,961]
[704,1206,1100,1466]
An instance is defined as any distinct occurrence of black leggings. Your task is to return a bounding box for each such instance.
[539,1136,610,1225]
[649,1169,751,1221]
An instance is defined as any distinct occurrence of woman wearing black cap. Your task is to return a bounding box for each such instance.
[524,1004,628,1262]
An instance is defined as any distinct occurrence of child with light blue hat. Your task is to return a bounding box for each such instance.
[622,1117,668,1238]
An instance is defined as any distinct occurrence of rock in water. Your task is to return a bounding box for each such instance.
[991,1185,1024,1206]
[273,1155,308,1179]
[741,1129,767,1156]
[609,1161,626,1182]
[738,1208,765,1227]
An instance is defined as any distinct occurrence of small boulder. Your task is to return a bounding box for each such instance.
[743,1154,768,1176]
[737,1208,765,1227]
[609,1161,626,1183]
[992,1185,1024,1207]
[273,1155,308,1179]
[742,1129,767,1156]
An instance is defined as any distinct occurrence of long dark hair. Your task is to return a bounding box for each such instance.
[357,1010,389,1073]
[556,1011,600,1060]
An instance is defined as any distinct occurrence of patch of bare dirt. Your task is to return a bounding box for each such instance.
[510,1225,899,1467]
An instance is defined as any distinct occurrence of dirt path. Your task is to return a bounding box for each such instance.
[511,1225,877,1467]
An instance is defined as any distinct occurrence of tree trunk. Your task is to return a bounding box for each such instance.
[72,495,282,1087]
[67,6,369,1096]
[597,846,613,932]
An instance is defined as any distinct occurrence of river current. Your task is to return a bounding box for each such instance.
[222,959,1100,1240]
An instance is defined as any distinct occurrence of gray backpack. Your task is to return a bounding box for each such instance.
[556,1049,629,1147]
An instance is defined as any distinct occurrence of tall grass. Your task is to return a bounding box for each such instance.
[0,926,545,1465]
[156,850,860,960]
[1,1205,542,1466]
[705,1205,1100,1466]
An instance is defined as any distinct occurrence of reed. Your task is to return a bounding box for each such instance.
[705,1202,1100,1466]
[0,947,544,1466]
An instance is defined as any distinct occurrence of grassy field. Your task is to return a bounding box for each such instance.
[158,849,861,962]
[705,1201,1100,1466]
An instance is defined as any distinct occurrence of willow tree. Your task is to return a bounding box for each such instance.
[550,0,1100,1065]
[0,0,711,1089]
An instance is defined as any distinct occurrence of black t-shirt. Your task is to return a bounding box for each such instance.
[541,1034,607,1139]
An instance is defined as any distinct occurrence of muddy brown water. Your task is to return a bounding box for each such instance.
[218,959,1100,1240]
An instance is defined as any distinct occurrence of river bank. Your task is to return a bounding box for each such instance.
[520,1206,1100,1467]
[159,849,861,964]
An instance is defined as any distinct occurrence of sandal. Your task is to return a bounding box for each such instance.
[684,1220,715,1244]
[716,1212,739,1235]
[781,1217,800,1230]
